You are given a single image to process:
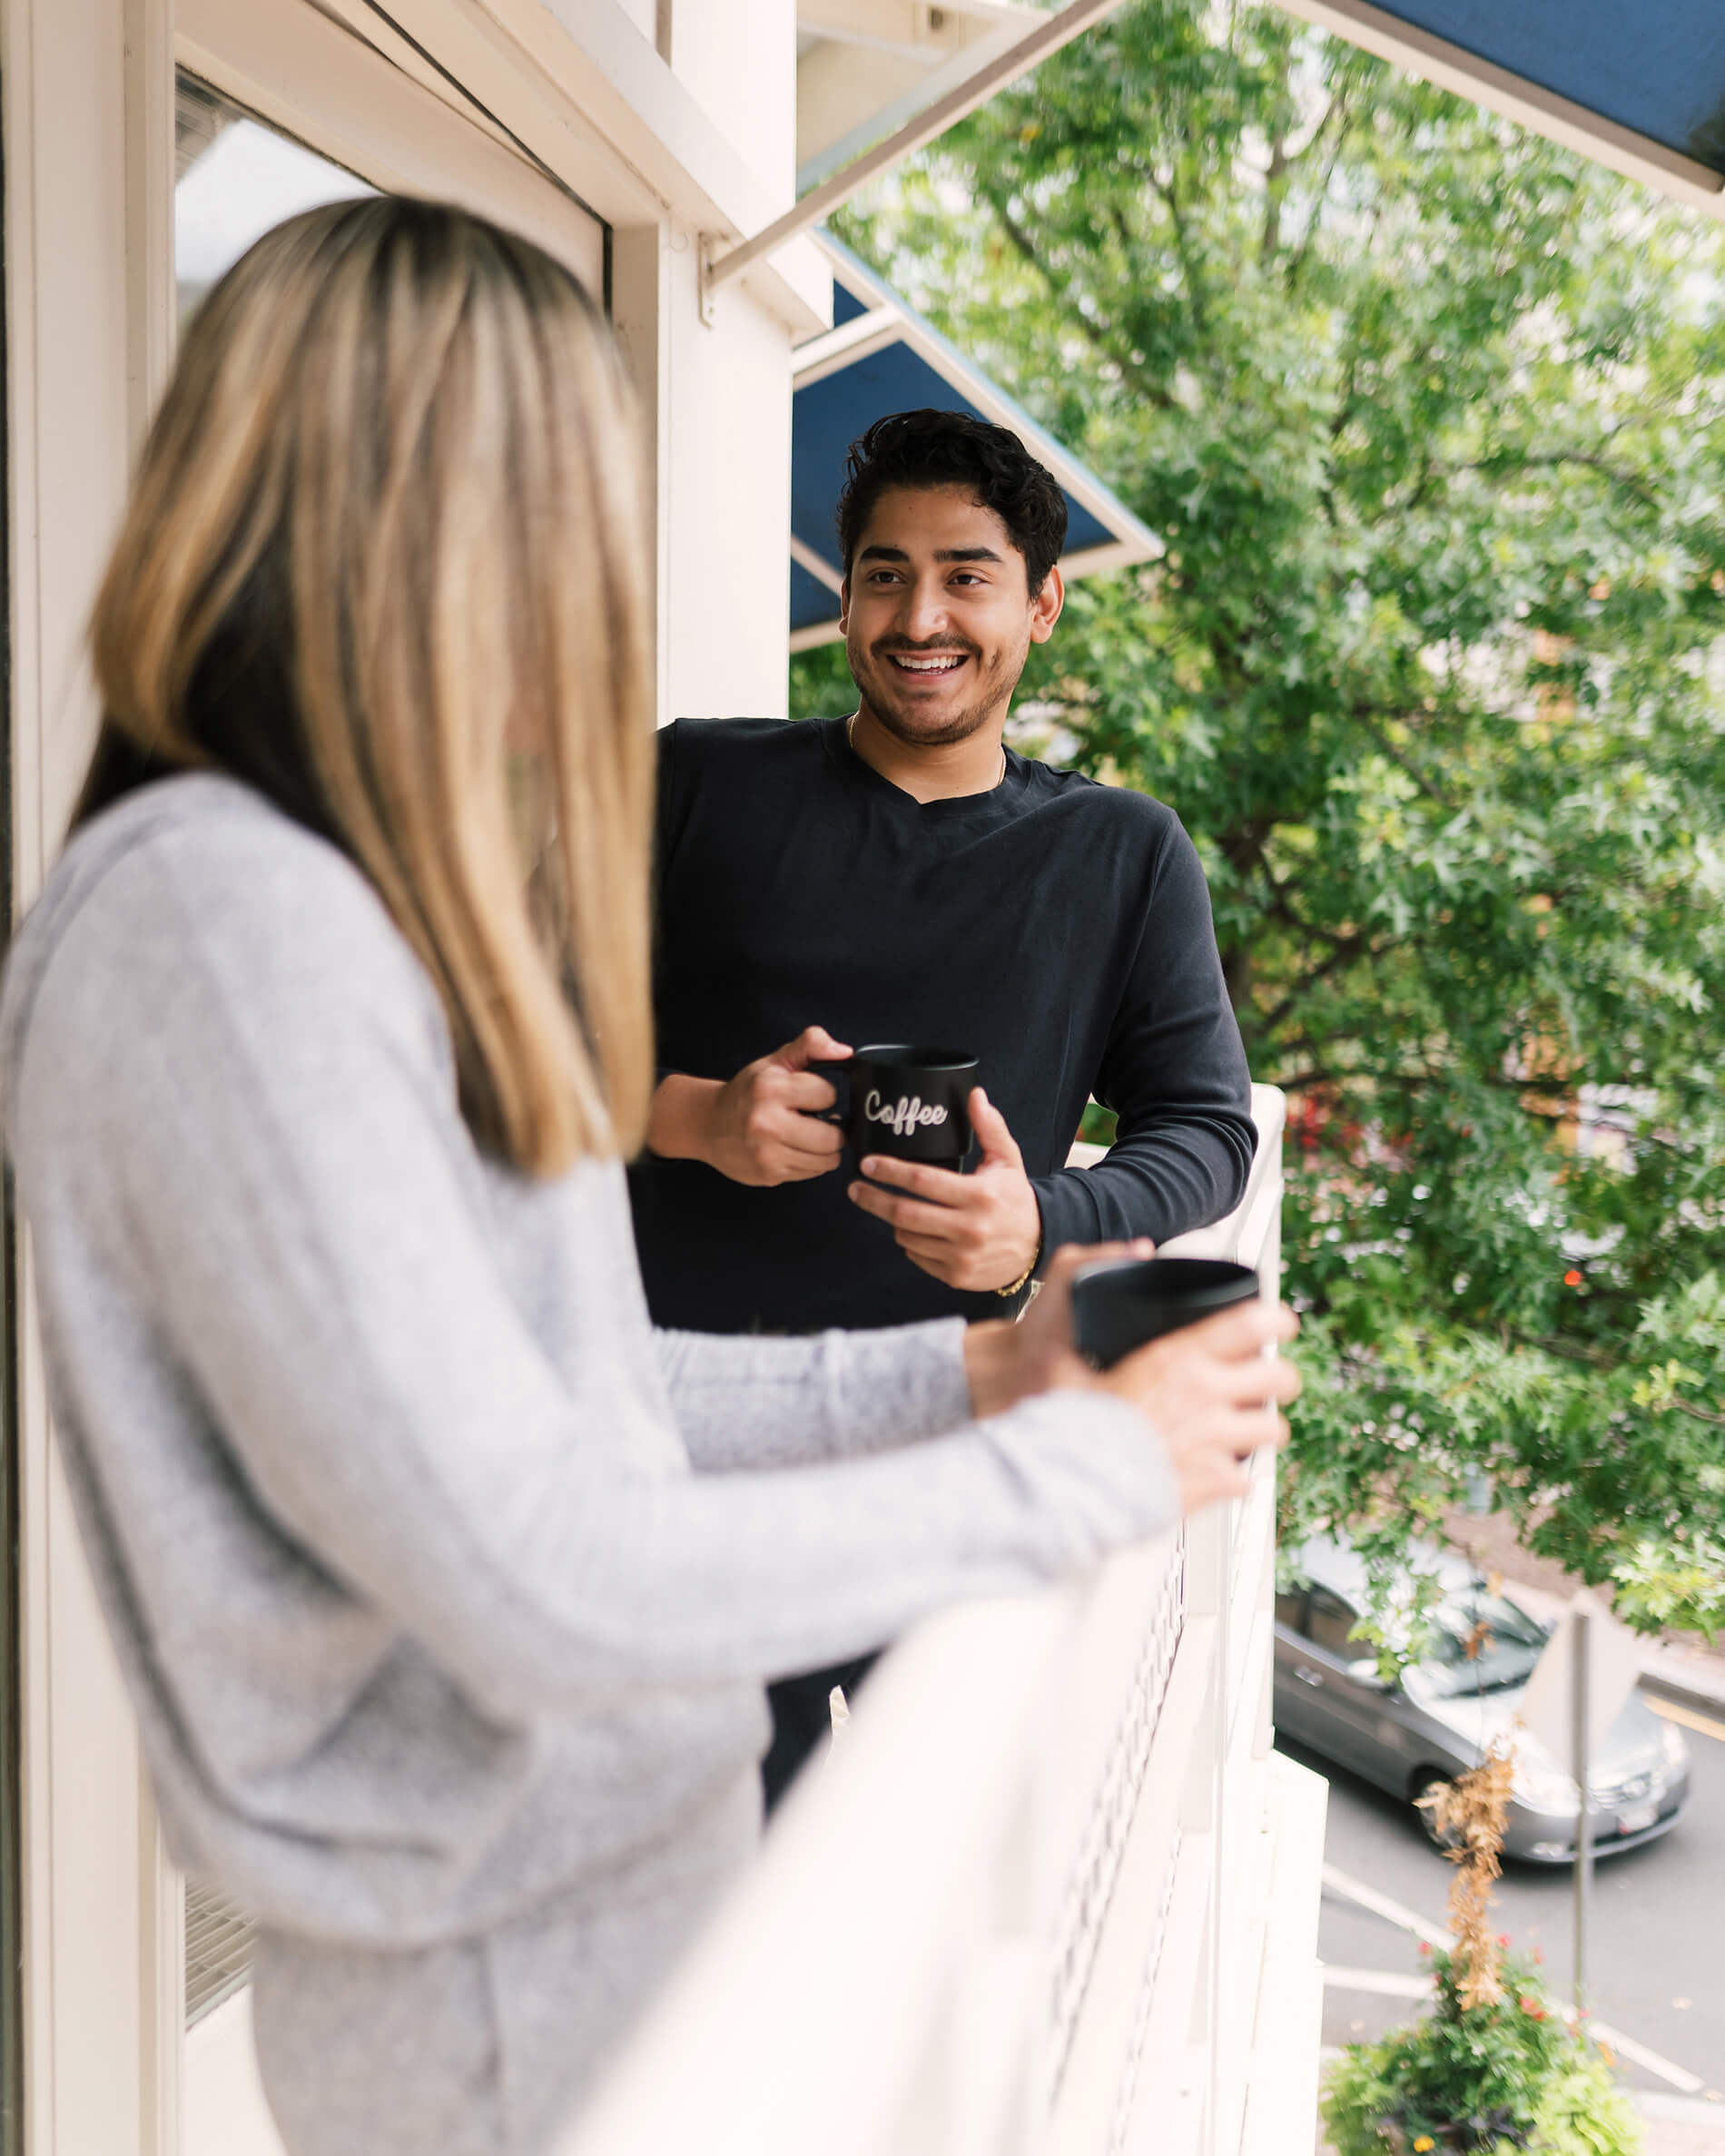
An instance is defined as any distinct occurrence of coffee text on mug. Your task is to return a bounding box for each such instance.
[863,1088,950,1140]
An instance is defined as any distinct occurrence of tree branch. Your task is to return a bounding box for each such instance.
[989,195,1177,411]
[1147,167,1212,350]
[1261,132,1287,266]
[1452,450,1660,511]
[1257,932,1382,1036]
[1285,90,1355,291]
[1346,705,1464,811]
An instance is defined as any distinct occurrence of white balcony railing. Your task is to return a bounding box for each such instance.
[560,1086,1327,2156]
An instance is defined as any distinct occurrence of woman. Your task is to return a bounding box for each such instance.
[0,199,1296,2156]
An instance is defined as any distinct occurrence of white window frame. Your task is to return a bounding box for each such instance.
[175,0,609,298]
[2,5,627,2153]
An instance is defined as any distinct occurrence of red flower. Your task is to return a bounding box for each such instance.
[1497,1934,1511,1948]
[1533,1947,1544,1964]
[1563,1270,1583,1286]
[1419,1941,1433,1955]
[1519,1997,1548,2021]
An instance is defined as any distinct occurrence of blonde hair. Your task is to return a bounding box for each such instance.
[84,197,655,1174]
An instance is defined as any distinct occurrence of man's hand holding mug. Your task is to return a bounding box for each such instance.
[648,1029,1044,1294]
[846,1086,1042,1293]
[646,1024,853,1186]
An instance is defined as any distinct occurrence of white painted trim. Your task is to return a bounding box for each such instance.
[794,9,1041,193]
[1274,0,1725,222]
[797,0,1045,54]
[557,1096,1295,2156]
[557,1596,1072,2156]
[1060,537,1155,579]
[126,20,188,2144]
[788,532,844,596]
[609,222,674,730]
[140,1773,185,2156]
[4,1,187,2147]
[360,0,830,329]
[184,1991,286,2156]
[277,0,522,153]
[860,307,1156,548]
[804,232,1161,564]
[126,0,175,448]
[790,304,901,385]
[177,0,608,292]
[710,0,1135,289]
[784,266,1161,651]
[1321,1964,1430,1999]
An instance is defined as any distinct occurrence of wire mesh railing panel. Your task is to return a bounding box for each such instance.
[184,1882,255,2027]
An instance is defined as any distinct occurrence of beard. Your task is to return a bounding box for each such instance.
[845,632,1027,749]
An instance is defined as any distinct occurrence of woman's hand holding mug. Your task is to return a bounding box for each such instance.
[963,1241,1300,1517]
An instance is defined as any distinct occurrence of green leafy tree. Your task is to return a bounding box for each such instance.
[792,0,1725,1629]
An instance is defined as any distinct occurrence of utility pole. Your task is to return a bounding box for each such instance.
[1572,1606,1592,2013]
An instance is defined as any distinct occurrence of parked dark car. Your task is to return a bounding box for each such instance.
[1274,1538,1690,1863]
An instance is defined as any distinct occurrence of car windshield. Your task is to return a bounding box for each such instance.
[1416,1590,1549,1698]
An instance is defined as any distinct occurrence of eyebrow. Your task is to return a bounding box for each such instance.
[856,544,1007,565]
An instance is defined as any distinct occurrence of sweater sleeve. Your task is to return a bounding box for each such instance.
[1030,812,1256,1259]
[20,824,1178,1718]
[655,1319,972,1471]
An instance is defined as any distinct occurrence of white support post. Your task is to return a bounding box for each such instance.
[4,1,183,2149]
[609,223,674,731]
[124,10,187,2151]
[5,5,146,2153]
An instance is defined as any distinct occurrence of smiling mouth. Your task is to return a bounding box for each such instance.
[883,652,970,677]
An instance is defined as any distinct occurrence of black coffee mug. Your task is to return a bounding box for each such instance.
[1070,1255,1260,1370]
[809,1045,978,1168]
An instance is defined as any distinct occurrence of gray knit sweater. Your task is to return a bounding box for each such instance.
[0,775,1176,1948]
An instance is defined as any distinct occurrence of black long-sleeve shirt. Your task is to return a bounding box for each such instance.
[628,717,1254,1334]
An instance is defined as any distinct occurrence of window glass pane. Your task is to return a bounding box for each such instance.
[1306,1586,1360,1659]
[1417,1589,1551,1699]
[1273,1588,1306,1633]
[175,73,375,328]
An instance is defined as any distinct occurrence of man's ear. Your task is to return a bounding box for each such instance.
[838,577,850,635]
[1030,564,1065,645]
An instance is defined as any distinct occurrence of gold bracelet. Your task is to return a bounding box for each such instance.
[996,1245,1040,1297]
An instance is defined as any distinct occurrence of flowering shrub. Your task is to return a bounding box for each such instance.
[1322,1948,1640,2155]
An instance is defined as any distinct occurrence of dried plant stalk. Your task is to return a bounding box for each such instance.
[1414,1741,1515,2009]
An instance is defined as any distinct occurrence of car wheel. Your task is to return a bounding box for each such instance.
[1413,1772,1459,1850]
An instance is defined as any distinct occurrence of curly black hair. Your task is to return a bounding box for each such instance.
[835,409,1068,595]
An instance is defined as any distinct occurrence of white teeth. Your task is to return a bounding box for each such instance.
[892,655,964,673]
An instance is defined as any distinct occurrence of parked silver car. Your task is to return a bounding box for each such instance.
[1274,1538,1690,1863]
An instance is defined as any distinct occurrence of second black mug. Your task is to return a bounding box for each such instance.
[809,1045,978,1168]
[1070,1255,1261,1369]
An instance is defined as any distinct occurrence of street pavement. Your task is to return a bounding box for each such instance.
[1282,1689,1725,2108]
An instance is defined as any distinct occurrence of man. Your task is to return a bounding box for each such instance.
[629,409,1255,1797]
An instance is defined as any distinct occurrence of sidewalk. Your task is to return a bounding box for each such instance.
[1495,1574,1725,1720]
[1439,1506,1725,1719]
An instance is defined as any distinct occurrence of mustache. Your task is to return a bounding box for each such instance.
[870,637,981,659]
